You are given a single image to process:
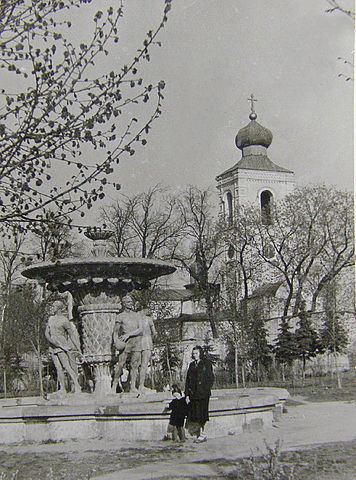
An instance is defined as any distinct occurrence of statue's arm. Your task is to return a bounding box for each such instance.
[45,324,51,342]
[112,322,121,344]
[120,319,143,342]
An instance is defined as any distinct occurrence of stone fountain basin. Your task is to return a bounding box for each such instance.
[22,257,176,286]
[0,388,289,443]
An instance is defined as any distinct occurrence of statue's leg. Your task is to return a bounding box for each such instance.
[52,354,67,392]
[68,352,79,377]
[138,349,151,391]
[112,350,128,393]
[130,351,141,393]
[57,351,81,393]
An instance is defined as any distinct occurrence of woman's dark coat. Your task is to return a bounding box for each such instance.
[184,358,214,400]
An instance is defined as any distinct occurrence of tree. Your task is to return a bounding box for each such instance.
[0,0,172,227]
[246,304,272,383]
[325,0,354,82]
[308,188,354,312]
[325,0,355,20]
[147,299,181,388]
[0,226,29,395]
[102,185,183,259]
[251,186,354,320]
[0,226,28,294]
[174,186,225,338]
[31,210,75,262]
[1,284,50,396]
[222,204,264,308]
[319,315,348,387]
[319,281,349,388]
[274,319,298,382]
[294,303,319,381]
[101,198,136,257]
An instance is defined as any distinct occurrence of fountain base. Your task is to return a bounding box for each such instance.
[0,387,289,444]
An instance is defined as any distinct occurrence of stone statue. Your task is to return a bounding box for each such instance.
[111,309,156,394]
[138,312,157,393]
[45,300,82,394]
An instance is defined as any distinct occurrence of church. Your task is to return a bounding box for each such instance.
[216,94,295,223]
[155,97,355,381]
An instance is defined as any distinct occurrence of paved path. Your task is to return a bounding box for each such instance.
[93,400,356,480]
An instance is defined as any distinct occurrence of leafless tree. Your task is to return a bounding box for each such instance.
[250,185,354,319]
[174,186,225,337]
[102,185,184,259]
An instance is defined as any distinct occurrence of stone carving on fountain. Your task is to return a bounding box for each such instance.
[22,228,176,396]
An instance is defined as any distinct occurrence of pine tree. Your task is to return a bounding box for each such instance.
[274,318,298,381]
[247,311,272,383]
[294,306,319,381]
[319,314,348,388]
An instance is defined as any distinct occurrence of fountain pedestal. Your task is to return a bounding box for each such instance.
[78,303,121,395]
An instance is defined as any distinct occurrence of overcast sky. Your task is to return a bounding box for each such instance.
[71,0,354,206]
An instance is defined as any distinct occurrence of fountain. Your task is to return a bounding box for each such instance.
[22,229,176,395]
[0,229,289,444]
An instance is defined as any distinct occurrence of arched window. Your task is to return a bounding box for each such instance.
[261,190,273,224]
[226,191,233,225]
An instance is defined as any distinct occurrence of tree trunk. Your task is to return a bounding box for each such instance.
[302,356,306,385]
[334,351,342,389]
[166,346,172,386]
[257,361,261,384]
[37,349,44,398]
[3,368,7,398]
[281,363,286,383]
[234,343,239,388]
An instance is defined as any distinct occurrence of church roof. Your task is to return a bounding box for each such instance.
[151,288,194,302]
[248,280,284,299]
[216,154,293,180]
[216,97,294,181]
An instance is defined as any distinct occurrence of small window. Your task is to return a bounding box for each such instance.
[226,192,233,225]
[227,244,235,259]
[261,190,273,224]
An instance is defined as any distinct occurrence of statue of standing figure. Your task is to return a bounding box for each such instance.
[45,300,82,394]
[111,308,156,394]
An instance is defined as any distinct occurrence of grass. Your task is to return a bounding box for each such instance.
[158,440,356,480]
[286,370,356,402]
[237,370,356,403]
[0,440,355,479]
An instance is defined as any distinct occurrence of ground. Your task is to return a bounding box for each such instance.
[0,376,355,479]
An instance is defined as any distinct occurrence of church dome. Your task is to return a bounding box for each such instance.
[235,112,273,150]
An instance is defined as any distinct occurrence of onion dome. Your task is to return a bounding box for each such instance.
[235,111,273,150]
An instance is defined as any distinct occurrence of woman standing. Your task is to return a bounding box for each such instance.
[184,345,214,443]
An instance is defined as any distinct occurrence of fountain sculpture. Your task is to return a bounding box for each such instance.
[22,229,176,395]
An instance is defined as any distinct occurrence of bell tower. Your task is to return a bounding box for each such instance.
[216,95,295,222]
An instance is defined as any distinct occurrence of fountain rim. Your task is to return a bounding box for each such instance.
[21,256,177,282]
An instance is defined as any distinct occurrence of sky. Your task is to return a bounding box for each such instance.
[83,0,353,203]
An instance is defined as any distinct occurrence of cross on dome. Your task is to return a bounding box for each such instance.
[248,94,258,120]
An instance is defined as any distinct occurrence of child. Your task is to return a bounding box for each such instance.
[163,384,188,442]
